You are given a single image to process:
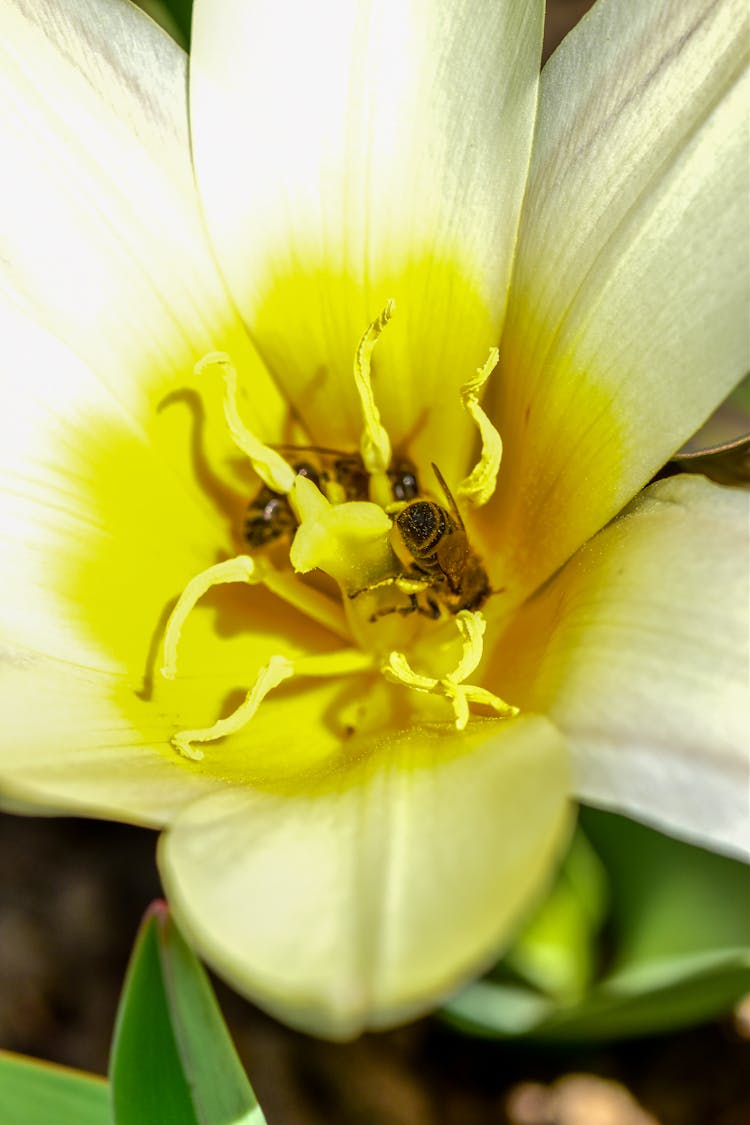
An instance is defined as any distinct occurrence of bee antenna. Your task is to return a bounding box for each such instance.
[431,463,463,527]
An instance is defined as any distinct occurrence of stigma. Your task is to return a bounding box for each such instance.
[160,303,517,759]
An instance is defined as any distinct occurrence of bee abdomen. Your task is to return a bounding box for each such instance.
[395,501,448,559]
[243,491,296,546]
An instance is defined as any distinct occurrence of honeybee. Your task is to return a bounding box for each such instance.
[356,464,491,620]
[242,448,421,548]
[243,460,319,547]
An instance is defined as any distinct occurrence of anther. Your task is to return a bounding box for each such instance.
[171,647,376,760]
[353,300,394,492]
[161,553,350,687]
[381,609,517,730]
[195,352,295,493]
[457,348,503,508]
[161,555,260,680]
[172,655,295,760]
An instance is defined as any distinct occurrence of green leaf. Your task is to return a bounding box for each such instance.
[443,810,750,1041]
[110,901,266,1125]
[0,1051,109,1125]
[135,0,192,46]
[577,808,750,1003]
[502,828,608,1001]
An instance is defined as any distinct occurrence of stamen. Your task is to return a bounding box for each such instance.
[195,352,296,494]
[172,655,294,760]
[382,609,518,731]
[451,610,487,683]
[171,647,375,761]
[385,651,436,692]
[162,555,260,680]
[457,348,503,508]
[353,300,394,490]
[161,554,350,684]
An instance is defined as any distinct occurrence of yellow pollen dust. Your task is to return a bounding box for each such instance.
[161,303,514,759]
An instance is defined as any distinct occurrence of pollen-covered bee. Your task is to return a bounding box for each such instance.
[242,448,421,548]
[361,464,492,620]
[242,460,319,547]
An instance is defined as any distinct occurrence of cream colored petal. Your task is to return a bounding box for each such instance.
[159,715,571,1038]
[490,476,750,860]
[0,299,229,674]
[486,0,750,598]
[0,303,353,818]
[0,0,285,468]
[0,653,220,825]
[0,643,375,824]
[190,0,543,475]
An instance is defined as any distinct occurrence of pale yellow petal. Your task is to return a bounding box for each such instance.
[0,642,374,823]
[159,715,571,1038]
[0,654,219,825]
[0,0,285,476]
[489,476,750,860]
[486,0,750,598]
[0,304,354,815]
[0,301,229,674]
[190,0,544,476]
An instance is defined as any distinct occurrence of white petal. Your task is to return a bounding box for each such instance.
[159,716,571,1038]
[487,0,750,597]
[490,475,750,859]
[0,0,283,443]
[0,299,226,674]
[190,0,543,473]
[0,653,218,825]
[0,303,348,821]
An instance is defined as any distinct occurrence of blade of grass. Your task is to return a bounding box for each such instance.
[110,901,265,1125]
[0,1051,109,1125]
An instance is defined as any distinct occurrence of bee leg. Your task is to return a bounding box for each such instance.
[348,575,398,600]
[369,593,440,623]
[368,595,416,622]
[425,597,441,620]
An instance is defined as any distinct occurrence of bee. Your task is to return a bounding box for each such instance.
[358,464,491,620]
[386,458,421,503]
[242,448,421,548]
[242,460,319,548]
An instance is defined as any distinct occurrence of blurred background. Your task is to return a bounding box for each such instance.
[1,2,748,1122]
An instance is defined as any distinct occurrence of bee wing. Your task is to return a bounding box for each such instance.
[430,463,465,530]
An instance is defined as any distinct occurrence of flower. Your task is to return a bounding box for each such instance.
[0,0,747,1039]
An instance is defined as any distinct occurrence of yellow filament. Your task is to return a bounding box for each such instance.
[457,348,503,508]
[382,610,517,730]
[195,352,295,493]
[353,300,394,481]
[171,647,375,761]
[261,566,349,640]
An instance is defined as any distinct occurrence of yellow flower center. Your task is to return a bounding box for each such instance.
[161,303,517,760]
